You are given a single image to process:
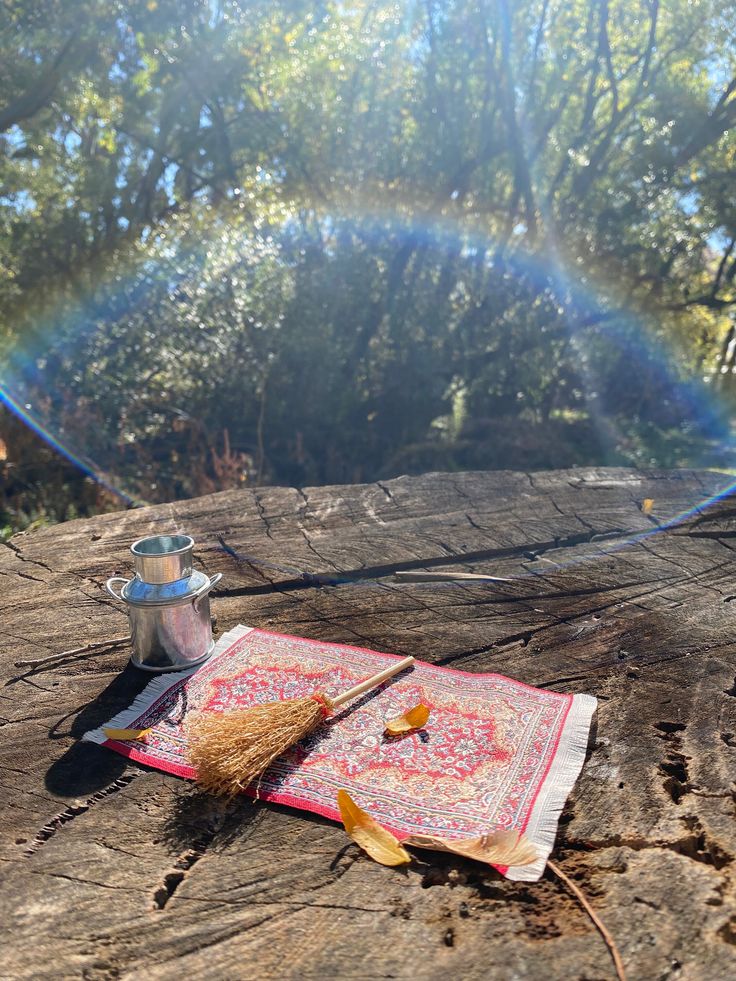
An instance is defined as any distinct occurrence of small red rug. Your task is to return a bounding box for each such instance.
[84,625,596,881]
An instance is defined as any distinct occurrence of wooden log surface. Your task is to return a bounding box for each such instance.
[1,467,735,980]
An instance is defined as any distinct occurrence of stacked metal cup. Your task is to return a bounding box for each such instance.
[105,534,221,672]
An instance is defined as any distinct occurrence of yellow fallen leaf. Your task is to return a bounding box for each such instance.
[103,726,152,742]
[641,498,654,514]
[337,790,411,866]
[384,703,430,736]
[403,829,537,868]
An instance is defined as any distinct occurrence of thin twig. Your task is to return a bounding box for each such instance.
[392,571,514,583]
[14,636,131,669]
[547,860,626,981]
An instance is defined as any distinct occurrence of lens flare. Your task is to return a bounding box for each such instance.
[0,382,136,506]
[2,207,734,559]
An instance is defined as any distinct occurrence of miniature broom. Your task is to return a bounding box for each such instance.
[188,655,415,797]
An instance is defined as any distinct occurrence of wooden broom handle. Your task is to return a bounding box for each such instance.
[330,655,415,708]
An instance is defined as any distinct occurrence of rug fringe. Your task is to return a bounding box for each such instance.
[82,625,253,745]
[82,624,596,886]
[506,692,597,881]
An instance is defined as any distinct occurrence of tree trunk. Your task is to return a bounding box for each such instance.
[1,467,735,979]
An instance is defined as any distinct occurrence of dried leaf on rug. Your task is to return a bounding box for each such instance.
[384,703,430,735]
[338,790,411,866]
[404,829,537,867]
[102,726,151,742]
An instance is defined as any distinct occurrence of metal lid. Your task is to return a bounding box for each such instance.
[121,568,210,607]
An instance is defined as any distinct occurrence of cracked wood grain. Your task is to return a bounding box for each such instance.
[1,467,735,980]
[24,773,141,856]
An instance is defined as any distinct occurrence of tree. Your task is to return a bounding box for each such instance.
[1,1,735,531]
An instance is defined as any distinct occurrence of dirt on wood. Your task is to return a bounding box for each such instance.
[1,468,735,980]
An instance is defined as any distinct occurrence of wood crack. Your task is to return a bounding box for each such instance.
[3,467,736,977]
[253,491,275,540]
[436,631,538,665]
[296,488,327,530]
[2,539,126,608]
[567,830,732,871]
[28,869,139,892]
[376,481,394,502]
[0,567,45,584]
[1,539,55,575]
[216,527,642,597]
[151,797,237,910]
[25,773,140,856]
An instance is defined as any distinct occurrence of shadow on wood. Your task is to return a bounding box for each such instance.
[45,663,151,797]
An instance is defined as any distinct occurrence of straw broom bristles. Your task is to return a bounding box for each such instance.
[187,693,334,797]
[187,655,416,797]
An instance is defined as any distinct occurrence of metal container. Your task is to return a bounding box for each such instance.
[105,534,222,672]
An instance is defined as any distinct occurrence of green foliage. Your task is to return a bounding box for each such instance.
[1,0,735,529]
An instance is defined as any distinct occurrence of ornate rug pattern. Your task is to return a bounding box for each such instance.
[84,625,596,880]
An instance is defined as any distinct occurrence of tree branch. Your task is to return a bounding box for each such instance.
[0,36,91,133]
